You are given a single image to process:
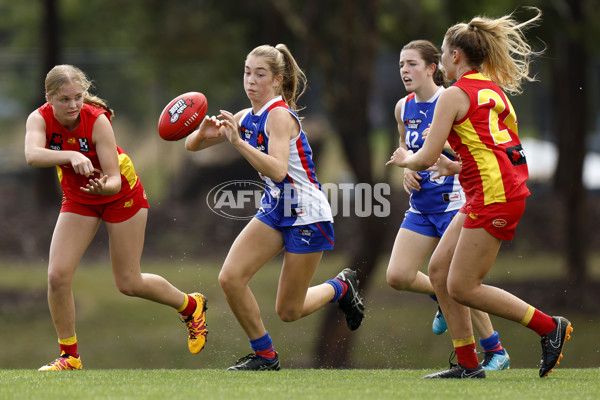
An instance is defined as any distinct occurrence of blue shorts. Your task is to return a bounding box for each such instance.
[256,214,334,254]
[400,210,458,238]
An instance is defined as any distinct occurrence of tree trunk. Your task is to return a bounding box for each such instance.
[551,0,588,287]
[36,0,61,208]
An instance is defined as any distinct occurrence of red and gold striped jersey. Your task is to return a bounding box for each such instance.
[38,102,140,205]
[448,71,530,206]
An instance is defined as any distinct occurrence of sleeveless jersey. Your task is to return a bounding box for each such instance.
[401,87,464,214]
[38,102,141,205]
[449,71,530,206]
[239,96,333,226]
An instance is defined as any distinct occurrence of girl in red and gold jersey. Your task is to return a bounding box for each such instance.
[25,65,207,371]
[387,7,573,379]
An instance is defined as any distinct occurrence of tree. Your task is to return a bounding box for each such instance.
[35,0,61,207]
[548,0,595,289]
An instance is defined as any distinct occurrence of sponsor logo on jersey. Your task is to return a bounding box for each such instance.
[442,191,462,203]
[242,126,253,140]
[67,137,76,145]
[506,144,527,166]
[49,133,62,150]
[79,138,90,153]
[256,131,266,152]
[406,118,423,130]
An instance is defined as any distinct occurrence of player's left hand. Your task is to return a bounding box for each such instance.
[219,109,241,146]
[428,154,462,179]
[80,175,109,194]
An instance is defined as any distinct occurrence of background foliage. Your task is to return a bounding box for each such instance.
[1,0,599,369]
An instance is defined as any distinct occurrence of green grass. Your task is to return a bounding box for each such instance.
[0,253,599,371]
[1,368,599,400]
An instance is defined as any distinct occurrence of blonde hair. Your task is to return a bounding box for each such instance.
[445,7,542,94]
[248,44,307,113]
[45,64,114,117]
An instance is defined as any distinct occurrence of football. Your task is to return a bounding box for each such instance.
[158,92,207,141]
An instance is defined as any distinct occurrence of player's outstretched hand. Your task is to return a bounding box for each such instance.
[386,147,413,168]
[428,154,462,179]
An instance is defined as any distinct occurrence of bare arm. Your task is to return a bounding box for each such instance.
[25,110,95,175]
[219,108,295,183]
[386,87,467,171]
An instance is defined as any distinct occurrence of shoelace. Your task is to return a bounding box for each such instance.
[448,350,458,369]
[234,353,258,364]
[183,314,203,338]
[478,351,494,366]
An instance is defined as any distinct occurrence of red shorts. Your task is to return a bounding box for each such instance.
[61,183,150,223]
[460,198,526,241]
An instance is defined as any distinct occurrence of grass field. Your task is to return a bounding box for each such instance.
[1,253,599,399]
[1,368,599,400]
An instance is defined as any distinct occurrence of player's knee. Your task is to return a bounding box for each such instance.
[47,268,71,291]
[218,269,236,293]
[386,270,413,290]
[115,281,137,297]
[276,305,302,322]
[447,282,471,306]
[428,267,445,289]
[114,275,141,297]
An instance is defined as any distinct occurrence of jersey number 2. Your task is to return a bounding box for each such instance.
[478,89,517,145]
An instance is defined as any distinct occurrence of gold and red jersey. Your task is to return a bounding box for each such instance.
[448,71,530,207]
[38,102,140,205]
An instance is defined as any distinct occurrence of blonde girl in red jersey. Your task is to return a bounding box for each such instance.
[388,39,510,370]
[387,8,573,379]
[25,65,207,371]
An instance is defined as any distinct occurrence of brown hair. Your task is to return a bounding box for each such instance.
[248,44,307,113]
[45,65,114,117]
[444,7,542,94]
[401,40,447,87]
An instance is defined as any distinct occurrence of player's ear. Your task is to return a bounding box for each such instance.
[273,74,283,90]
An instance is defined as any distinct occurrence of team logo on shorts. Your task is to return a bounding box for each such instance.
[468,212,478,220]
[492,219,507,228]
[124,199,134,208]
[299,228,314,245]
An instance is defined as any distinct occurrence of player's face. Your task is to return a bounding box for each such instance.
[399,49,432,92]
[244,55,282,107]
[48,83,84,130]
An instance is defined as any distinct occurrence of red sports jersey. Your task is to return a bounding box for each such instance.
[448,71,530,207]
[38,102,141,205]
